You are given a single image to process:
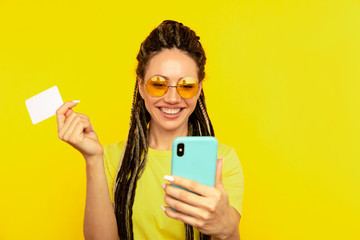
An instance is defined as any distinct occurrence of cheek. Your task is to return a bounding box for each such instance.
[186,98,199,112]
[143,97,152,111]
[143,95,159,113]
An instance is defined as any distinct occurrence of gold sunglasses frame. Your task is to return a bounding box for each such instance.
[144,76,200,99]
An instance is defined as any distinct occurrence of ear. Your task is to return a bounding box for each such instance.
[138,76,145,99]
[197,81,203,98]
[199,81,203,91]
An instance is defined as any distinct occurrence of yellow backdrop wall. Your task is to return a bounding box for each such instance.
[1,0,359,239]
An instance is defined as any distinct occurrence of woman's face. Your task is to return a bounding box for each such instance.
[138,48,202,133]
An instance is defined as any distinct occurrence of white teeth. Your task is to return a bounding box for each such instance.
[160,108,181,115]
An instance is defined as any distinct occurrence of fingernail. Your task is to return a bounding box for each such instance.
[220,156,225,162]
[160,206,166,212]
[161,183,166,190]
[164,175,174,182]
[72,100,80,103]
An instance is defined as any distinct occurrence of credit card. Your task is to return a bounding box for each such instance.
[25,86,64,124]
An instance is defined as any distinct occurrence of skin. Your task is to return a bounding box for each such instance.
[56,47,240,239]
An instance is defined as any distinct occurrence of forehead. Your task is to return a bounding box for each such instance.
[144,48,198,80]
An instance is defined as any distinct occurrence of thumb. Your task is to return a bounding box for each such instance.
[56,101,80,131]
[215,157,224,188]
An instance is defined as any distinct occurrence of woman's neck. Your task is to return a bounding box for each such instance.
[148,122,188,151]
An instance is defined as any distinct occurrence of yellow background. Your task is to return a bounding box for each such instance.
[1,0,359,239]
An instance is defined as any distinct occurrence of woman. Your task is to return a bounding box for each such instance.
[56,20,244,240]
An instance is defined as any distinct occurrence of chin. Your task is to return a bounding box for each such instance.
[160,121,188,132]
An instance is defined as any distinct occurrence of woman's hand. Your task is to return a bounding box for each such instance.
[56,101,103,163]
[162,158,240,240]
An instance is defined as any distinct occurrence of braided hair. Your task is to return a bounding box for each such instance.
[113,20,214,240]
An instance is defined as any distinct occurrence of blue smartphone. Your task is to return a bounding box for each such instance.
[171,136,218,192]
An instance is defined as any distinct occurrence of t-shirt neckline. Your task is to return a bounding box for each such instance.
[148,147,172,159]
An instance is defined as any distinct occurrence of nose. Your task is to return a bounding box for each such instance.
[163,86,182,104]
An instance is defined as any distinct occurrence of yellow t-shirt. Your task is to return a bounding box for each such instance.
[103,141,244,239]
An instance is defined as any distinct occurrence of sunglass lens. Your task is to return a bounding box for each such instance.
[146,77,168,97]
[177,78,199,98]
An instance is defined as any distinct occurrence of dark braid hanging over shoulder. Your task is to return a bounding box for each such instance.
[113,20,214,240]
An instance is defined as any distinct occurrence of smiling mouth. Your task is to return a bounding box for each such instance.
[159,107,183,115]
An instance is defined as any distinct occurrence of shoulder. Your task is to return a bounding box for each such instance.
[217,143,237,157]
[104,141,126,156]
[217,142,243,175]
[218,142,241,164]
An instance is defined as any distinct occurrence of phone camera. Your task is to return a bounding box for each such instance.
[177,143,184,157]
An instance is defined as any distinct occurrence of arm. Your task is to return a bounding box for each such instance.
[56,101,119,240]
[84,155,119,240]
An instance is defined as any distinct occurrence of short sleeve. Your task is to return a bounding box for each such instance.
[103,141,125,203]
[218,144,244,216]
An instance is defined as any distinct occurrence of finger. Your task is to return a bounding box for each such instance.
[163,184,204,208]
[65,108,74,118]
[58,112,88,140]
[215,157,224,187]
[75,113,93,132]
[68,119,92,145]
[58,111,77,140]
[61,114,91,141]
[164,175,213,197]
[63,117,90,142]
[72,113,92,132]
[161,206,203,230]
[163,192,207,219]
[56,101,79,131]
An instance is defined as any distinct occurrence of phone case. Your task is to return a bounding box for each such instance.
[171,136,218,190]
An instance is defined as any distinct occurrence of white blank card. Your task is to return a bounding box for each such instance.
[25,86,64,124]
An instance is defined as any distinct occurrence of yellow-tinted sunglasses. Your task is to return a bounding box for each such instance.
[145,76,199,99]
